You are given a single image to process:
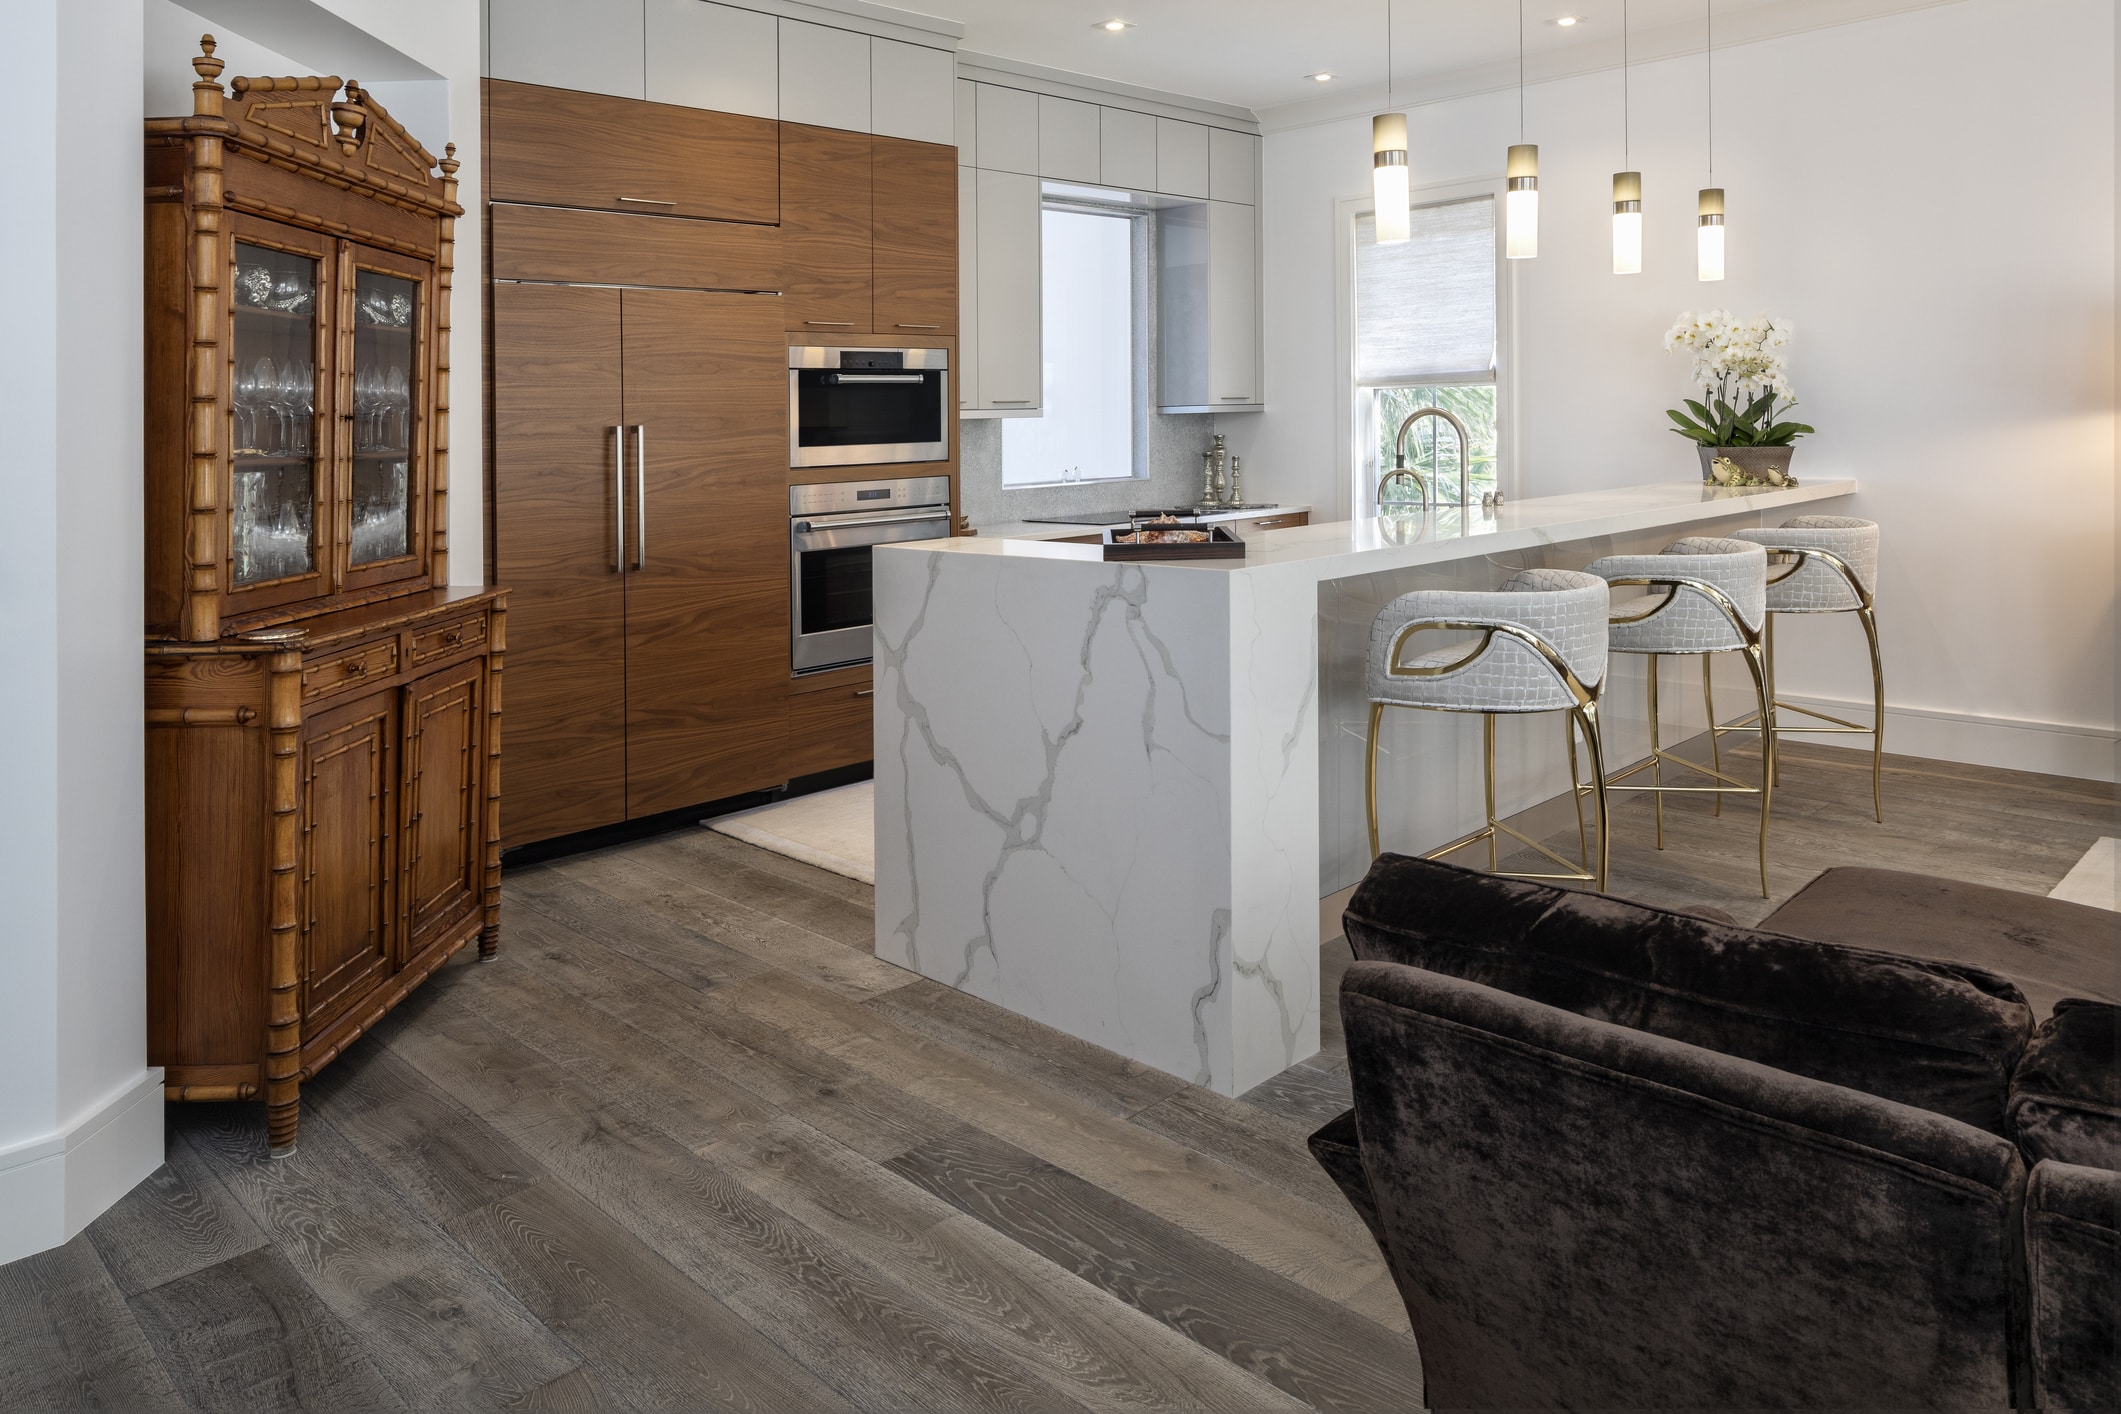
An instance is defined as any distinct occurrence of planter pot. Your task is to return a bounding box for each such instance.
[1698,444,1797,487]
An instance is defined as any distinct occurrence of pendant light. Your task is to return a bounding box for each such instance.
[1697,0,1725,280]
[1504,0,1538,259]
[1612,0,1642,274]
[1373,0,1409,244]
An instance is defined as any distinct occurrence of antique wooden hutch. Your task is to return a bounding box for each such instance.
[144,37,505,1153]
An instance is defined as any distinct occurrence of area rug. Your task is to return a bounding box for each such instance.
[2049,837,2118,911]
[707,781,875,885]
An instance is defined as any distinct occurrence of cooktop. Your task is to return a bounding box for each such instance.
[1024,505,1284,526]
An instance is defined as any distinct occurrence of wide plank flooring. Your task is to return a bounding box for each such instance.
[3,745,2109,1411]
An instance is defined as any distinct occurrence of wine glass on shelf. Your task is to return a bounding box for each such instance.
[281,361,312,458]
[387,367,409,452]
[251,356,278,456]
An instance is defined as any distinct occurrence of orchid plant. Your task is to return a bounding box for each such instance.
[1663,310,1814,448]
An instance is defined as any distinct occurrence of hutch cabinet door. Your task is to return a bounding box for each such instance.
[491,282,628,845]
[337,242,436,595]
[224,214,337,616]
[871,136,959,336]
[298,686,399,1029]
[401,658,484,953]
[619,288,789,816]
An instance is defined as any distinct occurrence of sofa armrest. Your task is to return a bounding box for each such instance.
[1307,1109,1387,1254]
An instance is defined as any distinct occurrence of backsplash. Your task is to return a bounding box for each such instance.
[956,412,1219,527]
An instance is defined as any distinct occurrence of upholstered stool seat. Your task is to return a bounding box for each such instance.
[1585,537,1777,896]
[1729,515,1887,820]
[1366,568,1613,890]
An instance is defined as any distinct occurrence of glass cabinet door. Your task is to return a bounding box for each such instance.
[349,265,418,567]
[229,240,322,587]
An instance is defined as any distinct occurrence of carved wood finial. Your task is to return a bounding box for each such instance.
[191,34,226,117]
[439,142,460,177]
[330,80,367,155]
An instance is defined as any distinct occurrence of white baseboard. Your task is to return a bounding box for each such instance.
[1777,693,2119,784]
[0,1068,165,1266]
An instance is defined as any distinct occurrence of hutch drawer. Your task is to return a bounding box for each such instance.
[302,638,399,700]
[408,613,487,667]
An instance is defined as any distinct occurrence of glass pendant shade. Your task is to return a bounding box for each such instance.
[1373,113,1410,244]
[1612,171,1642,275]
[1504,144,1539,259]
[1697,186,1725,281]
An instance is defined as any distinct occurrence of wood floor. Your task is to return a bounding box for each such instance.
[3,743,2111,1412]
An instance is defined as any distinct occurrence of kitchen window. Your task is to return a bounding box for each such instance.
[1002,205,1144,485]
[1353,195,1500,511]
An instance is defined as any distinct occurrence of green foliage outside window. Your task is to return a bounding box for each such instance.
[1373,384,1497,503]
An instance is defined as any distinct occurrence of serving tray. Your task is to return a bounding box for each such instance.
[1101,523,1247,561]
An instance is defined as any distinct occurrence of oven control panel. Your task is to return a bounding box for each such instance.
[790,476,953,518]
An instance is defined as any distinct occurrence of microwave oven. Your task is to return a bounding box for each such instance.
[788,346,949,469]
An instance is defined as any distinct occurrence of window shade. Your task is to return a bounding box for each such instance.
[1356,196,1497,385]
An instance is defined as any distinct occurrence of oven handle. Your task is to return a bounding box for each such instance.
[793,509,951,534]
[823,372,926,385]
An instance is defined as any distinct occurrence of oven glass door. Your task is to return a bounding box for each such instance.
[791,510,949,672]
[791,369,948,467]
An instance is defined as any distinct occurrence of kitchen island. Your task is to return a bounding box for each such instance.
[873,479,1856,1096]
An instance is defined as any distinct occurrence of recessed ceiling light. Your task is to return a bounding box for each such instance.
[1547,14,1585,25]
[1306,72,1336,82]
[1095,18,1133,31]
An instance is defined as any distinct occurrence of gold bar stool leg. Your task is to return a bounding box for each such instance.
[1742,641,1775,898]
[1483,713,1499,870]
[1578,701,1611,892]
[1859,604,1885,823]
[1703,653,1724,817]
[1564,711,1589,871]
[1766,614,1782,787]
[1365,701,1385,859]
[1647,653,1664,850]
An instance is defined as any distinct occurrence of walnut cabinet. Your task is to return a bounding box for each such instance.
[145,39,504,1153]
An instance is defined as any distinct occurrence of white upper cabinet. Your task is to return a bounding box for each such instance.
[974,168,1041,412]
[489,0,644,99]
[872,38,954,146]
[1208,128,1259,205]
[958,164,979,409]
[1155,118,1209,198]
[1098,107,1156,191]
[1206,199,1258,405]
[973,84,1038,176]
[779,19,870,132]
[644,0,776,117]
[955,79,977,160]
[1036,96,1100,183]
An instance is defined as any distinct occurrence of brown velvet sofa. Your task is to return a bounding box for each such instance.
[1312,854,2118,1411]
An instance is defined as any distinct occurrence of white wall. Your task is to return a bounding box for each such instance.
[1237,0,2117,781]
[0,0,164,1268]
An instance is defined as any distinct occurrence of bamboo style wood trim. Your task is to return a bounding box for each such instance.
[479,599,505,959]
[164,1083,259,1102]
[184,41,229,641]
[433,144,459,589]
[296,925,473,1080]
[225,185,438,262]
[144,705,259,725]
[264,647,303,1153]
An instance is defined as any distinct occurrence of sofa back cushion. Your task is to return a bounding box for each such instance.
[2011,999,2121,1169]
[1343,854,2035,1133]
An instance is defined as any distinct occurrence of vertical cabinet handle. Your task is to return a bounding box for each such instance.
[613,424,625,572]
[632,425,647,569]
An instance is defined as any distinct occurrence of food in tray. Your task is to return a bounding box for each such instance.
[1116,528,1211,544]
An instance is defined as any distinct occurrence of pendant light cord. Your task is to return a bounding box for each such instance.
[1517,0,1526,141]
[1706,0,1714,181]
[1386,0,1393,111]
[1622,0,1630,167]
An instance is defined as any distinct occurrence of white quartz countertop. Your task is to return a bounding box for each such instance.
[927,481,1854,581]
[971,504,1312,542]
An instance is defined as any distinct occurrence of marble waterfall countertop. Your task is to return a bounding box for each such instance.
[873,479,1856,1098]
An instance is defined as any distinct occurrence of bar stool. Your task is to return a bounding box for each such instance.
[1365,569,1613,891]
[1584,537,1775,897]
[1725,516,1885,821]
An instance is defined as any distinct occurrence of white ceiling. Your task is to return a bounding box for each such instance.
[909,0,1959,119]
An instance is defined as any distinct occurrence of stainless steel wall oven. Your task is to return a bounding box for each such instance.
[789,476,952,674]
[788,346,949,468]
